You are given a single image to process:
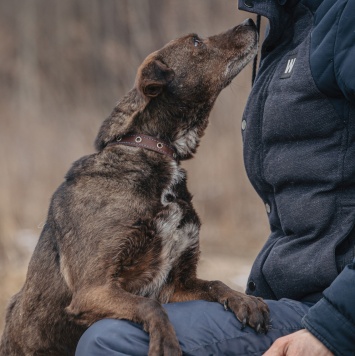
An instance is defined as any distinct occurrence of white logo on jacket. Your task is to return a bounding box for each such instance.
[284,58,296,74]
[280,54,297,79]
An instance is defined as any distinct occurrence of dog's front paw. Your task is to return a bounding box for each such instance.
[223,293,269,333]
[148,324,182,356]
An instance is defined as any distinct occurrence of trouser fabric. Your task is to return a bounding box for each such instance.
[76,299,312,356]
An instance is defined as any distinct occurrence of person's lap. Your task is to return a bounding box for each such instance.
[75,299,312,356]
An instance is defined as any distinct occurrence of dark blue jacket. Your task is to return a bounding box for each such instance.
[238,0,355,354]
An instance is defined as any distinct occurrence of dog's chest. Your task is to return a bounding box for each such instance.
[137,162,200,299]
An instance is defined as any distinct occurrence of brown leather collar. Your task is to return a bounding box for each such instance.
[107,134,177,160]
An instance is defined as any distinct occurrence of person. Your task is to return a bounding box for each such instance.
[76,0,355,355]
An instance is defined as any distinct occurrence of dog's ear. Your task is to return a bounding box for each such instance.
[139,59,175,98]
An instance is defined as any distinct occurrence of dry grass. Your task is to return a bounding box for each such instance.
[0,0,269,333]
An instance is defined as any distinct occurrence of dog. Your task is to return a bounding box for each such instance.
[0,18,268,355]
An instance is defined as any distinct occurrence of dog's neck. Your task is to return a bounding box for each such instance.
[134,96,212,160]
[107,133,177,160]
[95,88,213,160]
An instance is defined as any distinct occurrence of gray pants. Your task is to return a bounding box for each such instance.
[75,299,312,355]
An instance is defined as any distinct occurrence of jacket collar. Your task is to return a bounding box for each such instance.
[238,0,323,49]
[238,0,291,49]
[238,0,323,16]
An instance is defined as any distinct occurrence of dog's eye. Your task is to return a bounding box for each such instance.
[193,36,202,47]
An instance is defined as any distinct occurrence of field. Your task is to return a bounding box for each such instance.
[0,0,269,332]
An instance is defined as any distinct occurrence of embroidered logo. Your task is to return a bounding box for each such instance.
[280,53,297,79]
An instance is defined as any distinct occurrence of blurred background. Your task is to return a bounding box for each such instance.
[0,0,269,331]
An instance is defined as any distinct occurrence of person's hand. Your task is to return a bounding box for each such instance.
[263,329,334,356]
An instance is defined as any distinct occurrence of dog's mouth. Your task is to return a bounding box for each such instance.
[223,23,258,85]
[224,42,257,81]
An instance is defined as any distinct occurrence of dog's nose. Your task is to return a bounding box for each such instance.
[242,18,256,27]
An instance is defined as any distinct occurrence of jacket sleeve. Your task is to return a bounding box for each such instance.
[302,259,355,355]
[333,0,355,104]
[311,0,355,105]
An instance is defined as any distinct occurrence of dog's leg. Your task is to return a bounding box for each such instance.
[170,278,269,333]
[66,286,181,356]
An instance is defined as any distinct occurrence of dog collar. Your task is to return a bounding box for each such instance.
[107,134,177,160]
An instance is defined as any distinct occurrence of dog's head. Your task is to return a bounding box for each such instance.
[137,18,257,104]
[96,19,257,159]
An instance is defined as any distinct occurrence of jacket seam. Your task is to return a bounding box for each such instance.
[333,0,350,98]
[303,297,355,356]
[303,320,340,356]
[323,295,355,328]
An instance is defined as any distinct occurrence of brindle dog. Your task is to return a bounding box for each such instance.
[0,19,269,355]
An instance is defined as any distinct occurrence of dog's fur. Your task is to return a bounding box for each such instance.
[0,20,269,355]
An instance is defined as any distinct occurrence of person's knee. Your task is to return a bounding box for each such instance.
[75,319,149,356]
[76,319,120,355]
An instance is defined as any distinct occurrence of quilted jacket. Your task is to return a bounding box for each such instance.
[238,0,355,354]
